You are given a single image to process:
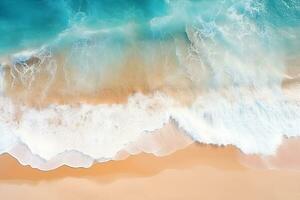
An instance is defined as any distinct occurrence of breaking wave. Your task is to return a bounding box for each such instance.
[0,0,299,170]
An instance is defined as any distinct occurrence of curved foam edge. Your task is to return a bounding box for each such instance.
[239,137,300,171]
[5,122,192,171]
[1,86,299,170]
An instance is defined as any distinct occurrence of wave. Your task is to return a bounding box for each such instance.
[0,85,299,170]
[0,0,299,170]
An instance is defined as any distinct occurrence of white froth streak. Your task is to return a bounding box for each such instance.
[14,93,174,160]
[174,88,300,155]
[0,65,18,155]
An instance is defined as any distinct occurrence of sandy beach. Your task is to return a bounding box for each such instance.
[0,140,300,200]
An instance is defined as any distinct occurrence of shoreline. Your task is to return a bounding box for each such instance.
[1,140,300,200]
[0,143,243,181]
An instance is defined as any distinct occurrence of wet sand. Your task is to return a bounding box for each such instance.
[3,40,197,107]
[0,141,300,200]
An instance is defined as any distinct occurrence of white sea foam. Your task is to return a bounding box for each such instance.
[0,83,299,170]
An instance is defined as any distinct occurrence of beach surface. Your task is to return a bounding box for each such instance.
[1,140,300,200]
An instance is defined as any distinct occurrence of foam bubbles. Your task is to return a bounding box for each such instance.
[0,84,299,170]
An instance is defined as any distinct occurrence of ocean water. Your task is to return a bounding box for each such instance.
[0,0,299,170]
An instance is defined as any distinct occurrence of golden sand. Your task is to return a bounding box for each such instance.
[0,140,300,200]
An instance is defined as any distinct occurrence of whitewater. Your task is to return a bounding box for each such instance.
[0,0,299,170]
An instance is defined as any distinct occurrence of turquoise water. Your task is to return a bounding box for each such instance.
[0,0,299,54]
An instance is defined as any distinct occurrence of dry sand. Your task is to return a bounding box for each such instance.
[0,140,300,200]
